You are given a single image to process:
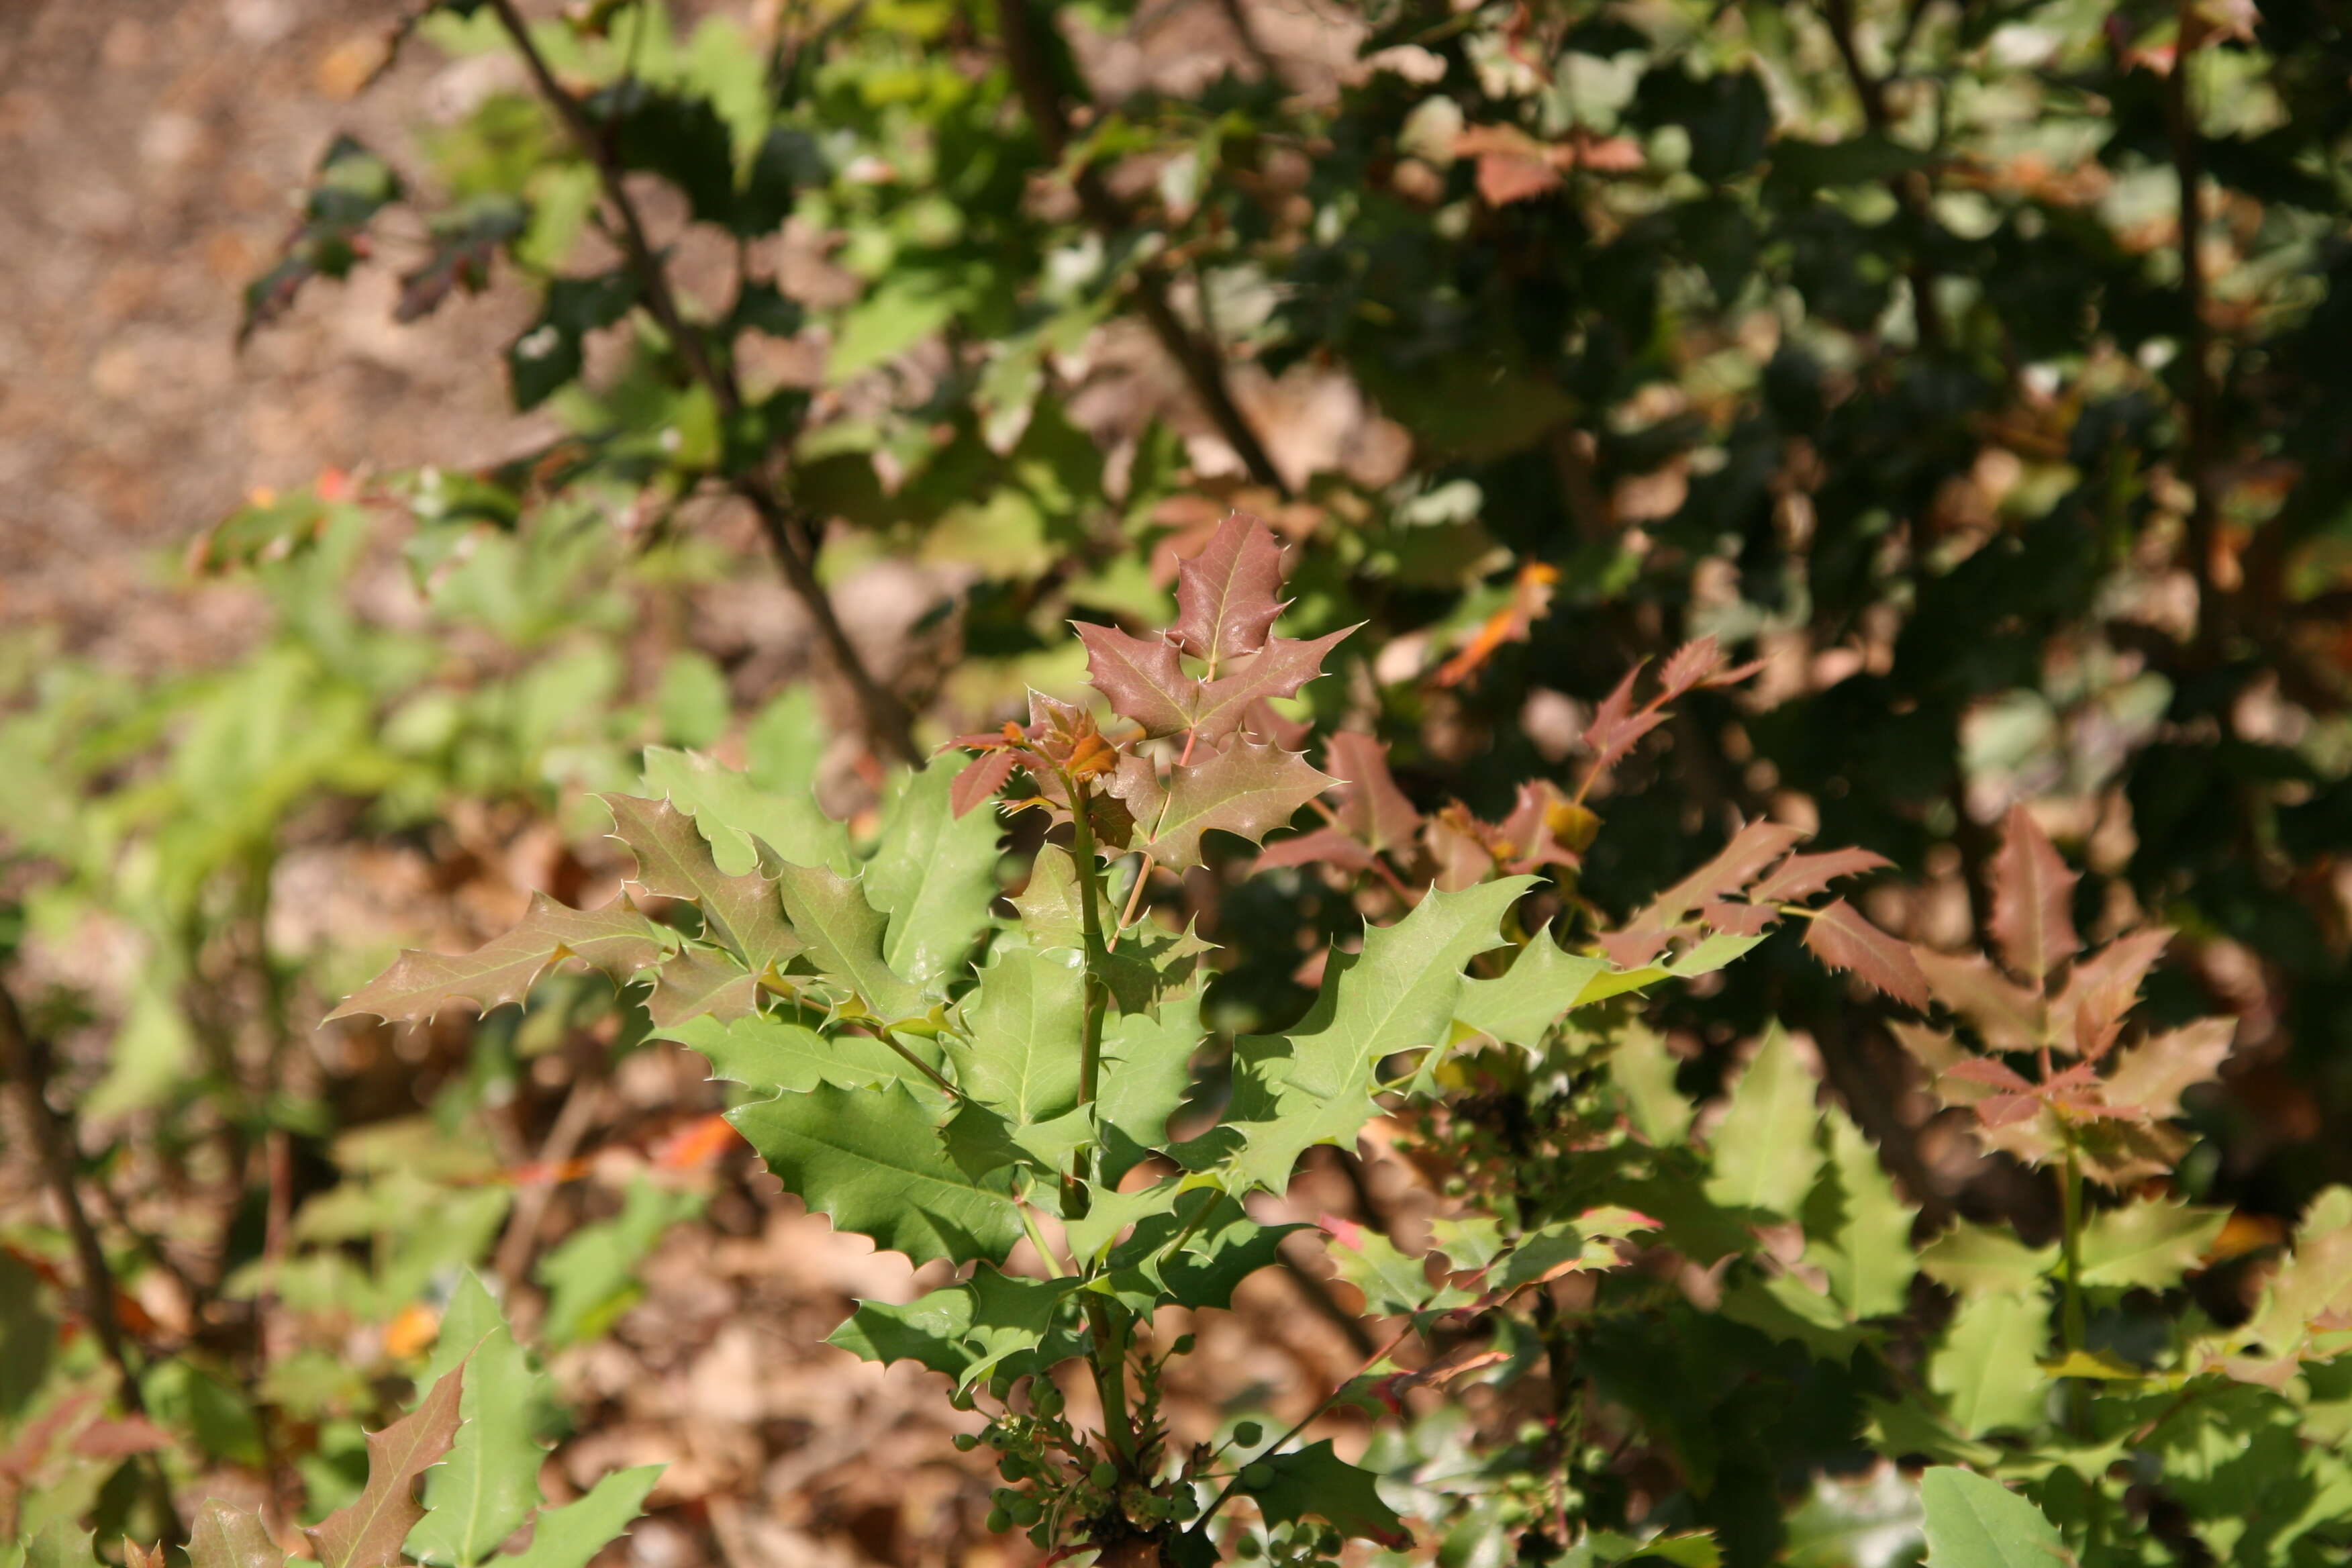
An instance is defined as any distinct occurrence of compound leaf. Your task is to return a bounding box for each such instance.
[1704,1026,1822,1220]
[1929,1293,2049,1436]
[1455,923,1609,1050]
[660,1012,938,1095]
[1171,511,1286,665]
[1989,805,2079,985]
[2076,1199,2226,1291]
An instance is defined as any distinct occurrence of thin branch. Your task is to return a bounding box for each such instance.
[994,0,1290,496]
[481,0,918,763]
[0,979,148,1420]
[2165,0,2224,651]
[1818,0,1945,351]
[0,977,187,1542]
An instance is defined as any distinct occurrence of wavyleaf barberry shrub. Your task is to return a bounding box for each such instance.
[334,514,2347,1567]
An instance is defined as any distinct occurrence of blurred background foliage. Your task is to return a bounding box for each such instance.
[5,0,2351,1563]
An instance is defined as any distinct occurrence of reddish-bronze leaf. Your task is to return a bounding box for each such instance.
[305,1365,466,1568]
[1075,623,1195,736]
[1989,803,2081,983]
[949,747,1020,818]
[2049,927,2173,1057]
[1255,826,1381,873]
[1914,948,2043,1052]
[1111,739,1336,870]
[1749,847,1892,904]
[1171,511,1286,667]
[2101,1016,2235,1119]
[1579,665,1663,776]
[1942,1057,2035,1093]
[326,895,671,1024]
[1185,627,1356,742]
[1327,732,1422,852]
[1802,899,1930,1010]
[1700,900,1779,936]
[1494,779,1594,872]
[1657,636,1726,699]
[1622,821,1808,946]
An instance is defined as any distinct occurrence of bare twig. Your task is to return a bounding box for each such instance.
[0,979,146,1418]
[1819,0,1945,351]
[0,977,186,1542]
[994,0,1290,496]
[2165,0,2224,650]
[481,0,918,763]
[491,1074,609,1290]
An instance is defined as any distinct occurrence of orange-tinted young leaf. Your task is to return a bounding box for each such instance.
[1326,732,1422,852]
[1112,738,1336,870]
[1803,899,1930,1010]
[305,1364,466,1568]
[1624,821,1808,943]
[949,747,1020,818]
[1494,779,1593,872]
[326,895,671,1024]
[189,1502,281,1568]
[2101,1017,2236,1119]
[1749,847,1892,904]
[1657,636,1726,700]
[1171,511,1286,667]
[1989,804,2081,984]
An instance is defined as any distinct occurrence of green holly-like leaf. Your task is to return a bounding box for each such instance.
[1110,739,1337,871]
[642,945,759,1028]
[1929,1292,2049,1436]
[729,1081,1022,1267]
[1703,1026,1823,1220]
[2075,1199,2226,1290]
[1093,985,1206,1183]
[1802,1106,1918,1321]
[1918,1467,2064,1568]
[408,1274,550,1568]
[305,1364,467,1568]
[189,1503,280,1568]
[773,862,926,1020]
[1322,1223,1444,1318]
[1491,1208,1661,1296]
[828,1267,1080,1389]
[20,1518,95,1568]
[1232,1440,1409,1551]
[1918,1224,2059,1297]
[328,895,673,1023]
[865,758,1003,991]
[1009,844,1086,949]
[1428,1215,1510,1273]
[600,794,797,975]
[1609,1025,1695,1145]
[1213,879,1534,1193]
[491,1466,663,1568]
[660,1011,937,1095]
[945,946,1085,1130]
[640,746,847,877]
[1454,923,1610,1049]
[536,1177,704,1347]
[1107,1189,1302,1312]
